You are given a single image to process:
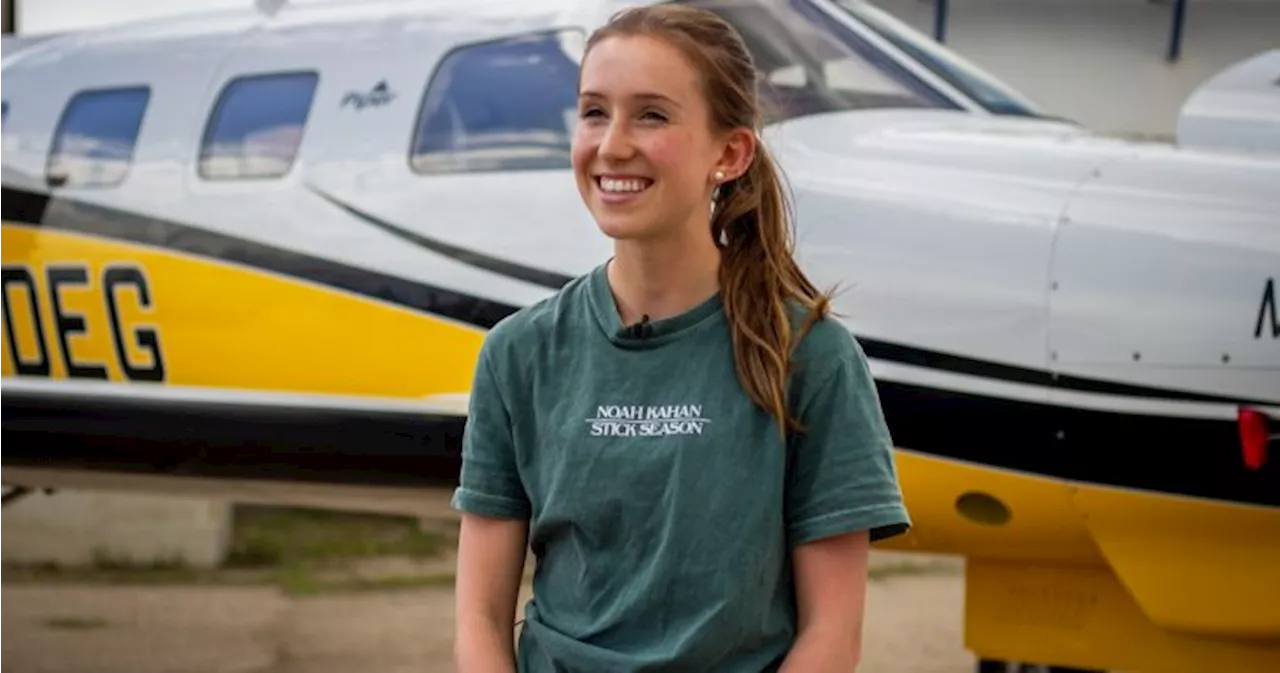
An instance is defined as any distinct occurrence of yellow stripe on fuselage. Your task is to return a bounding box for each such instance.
[1,223,486,398]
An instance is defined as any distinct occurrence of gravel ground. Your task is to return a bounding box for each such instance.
[2,552,973,673]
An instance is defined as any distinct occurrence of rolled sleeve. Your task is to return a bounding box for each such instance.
[786,335,911,547]
[450,339,530,520]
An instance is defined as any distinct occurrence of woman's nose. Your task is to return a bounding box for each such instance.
[598,121,634,160]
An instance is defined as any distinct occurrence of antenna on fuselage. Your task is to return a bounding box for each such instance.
[255,0,287,17]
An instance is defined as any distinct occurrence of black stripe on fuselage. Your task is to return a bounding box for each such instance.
[2,376,1275,508]
[856,337,1271,406]
[2,185,50,224]
[2,185,1276,507]
[876,380,1277,508]
[0,388,468,490]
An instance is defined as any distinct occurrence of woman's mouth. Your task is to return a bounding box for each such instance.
[595,175,653,203]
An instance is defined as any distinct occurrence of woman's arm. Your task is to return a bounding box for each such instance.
[454,512,530,672]
[779,327,912,670]
[778,530,871,672]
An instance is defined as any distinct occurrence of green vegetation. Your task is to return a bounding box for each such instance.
[273,565,458,597]
[866,560,961,581]
[226,504,450,568]
[3,504,459,597]
[42,615,110,630]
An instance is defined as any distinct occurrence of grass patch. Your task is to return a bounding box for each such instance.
[867,560,962,581]
[225,505,450,568]
[42,616,109,630]
[3,550,226,586]
[4,505,457,595]
[275,566,458,597]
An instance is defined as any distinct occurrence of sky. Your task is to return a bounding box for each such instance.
[15,0,333,34]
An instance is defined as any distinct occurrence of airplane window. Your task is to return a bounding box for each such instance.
[46,86,150,188]
[199,71,318,180]
[410,30,583,174]
[692,0,957,122]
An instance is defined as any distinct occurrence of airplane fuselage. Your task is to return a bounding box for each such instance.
[3,1,1278,671]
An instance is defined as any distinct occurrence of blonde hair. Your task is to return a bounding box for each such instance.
[585,4,832,436]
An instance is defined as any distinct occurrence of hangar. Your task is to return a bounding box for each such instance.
[6,0,1278,136]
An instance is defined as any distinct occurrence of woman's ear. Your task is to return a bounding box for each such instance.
[713,127,756,183]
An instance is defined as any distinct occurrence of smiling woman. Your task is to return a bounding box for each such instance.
[451,3,911,673]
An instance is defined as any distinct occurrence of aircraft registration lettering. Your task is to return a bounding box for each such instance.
[1255,277,1277,340]
[1,261,165,382]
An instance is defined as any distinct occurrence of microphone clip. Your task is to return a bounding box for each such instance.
[620,314,652,340]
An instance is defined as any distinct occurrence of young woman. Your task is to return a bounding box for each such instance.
[453,4,911,672]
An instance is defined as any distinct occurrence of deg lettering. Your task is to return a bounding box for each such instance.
[103,265,165,382]
[1256,277,1278,340]
[1,265,52,376]
[47,265,109,380]
[0,261,165,382]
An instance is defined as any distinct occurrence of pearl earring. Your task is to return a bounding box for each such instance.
[714,170,725,182]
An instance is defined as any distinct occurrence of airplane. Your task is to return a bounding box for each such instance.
[2,0,1277,671]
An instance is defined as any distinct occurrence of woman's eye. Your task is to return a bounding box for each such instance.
[641,110,668,122]
[580,107,604,119]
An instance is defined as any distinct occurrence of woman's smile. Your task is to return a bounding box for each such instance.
[594,173,655,205]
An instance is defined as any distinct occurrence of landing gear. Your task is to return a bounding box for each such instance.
[0,486,34,511]
[2,485,55,507]
[978,659,1105,673]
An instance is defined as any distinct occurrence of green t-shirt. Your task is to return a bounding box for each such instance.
[452,262,911,672]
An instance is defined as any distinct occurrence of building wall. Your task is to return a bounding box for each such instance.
[3,489,232,569]
[871,0,1280,137]
[9,2,1274,135]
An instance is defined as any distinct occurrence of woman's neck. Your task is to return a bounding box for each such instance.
[607,228,721,326]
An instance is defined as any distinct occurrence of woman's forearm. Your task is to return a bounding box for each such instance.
[453,512,529,672]
[778,623,861,672]
[455,613,518,673]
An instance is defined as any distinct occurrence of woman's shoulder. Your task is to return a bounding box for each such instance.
[477,269,595,360]
[786,301,865,368]
[784,300,877,403]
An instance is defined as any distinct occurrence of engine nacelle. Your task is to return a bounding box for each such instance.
[1177,49,1280,156]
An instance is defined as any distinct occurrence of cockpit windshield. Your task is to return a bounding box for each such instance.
[828,0,1048,118]
[689,0,962,123]
[409,0,1055,174]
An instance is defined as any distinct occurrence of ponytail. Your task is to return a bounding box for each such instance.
[713,145,831,439]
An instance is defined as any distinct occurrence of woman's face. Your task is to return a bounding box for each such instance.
[572,34,728,243]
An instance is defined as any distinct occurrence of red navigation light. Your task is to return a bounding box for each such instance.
[1238,407,1270,471]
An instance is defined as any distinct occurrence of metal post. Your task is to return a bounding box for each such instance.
[2,0,14,34]
[934,0,949,43]
[1167,0,1187,62]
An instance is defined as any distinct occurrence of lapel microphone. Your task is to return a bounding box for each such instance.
[619,314,652,339]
